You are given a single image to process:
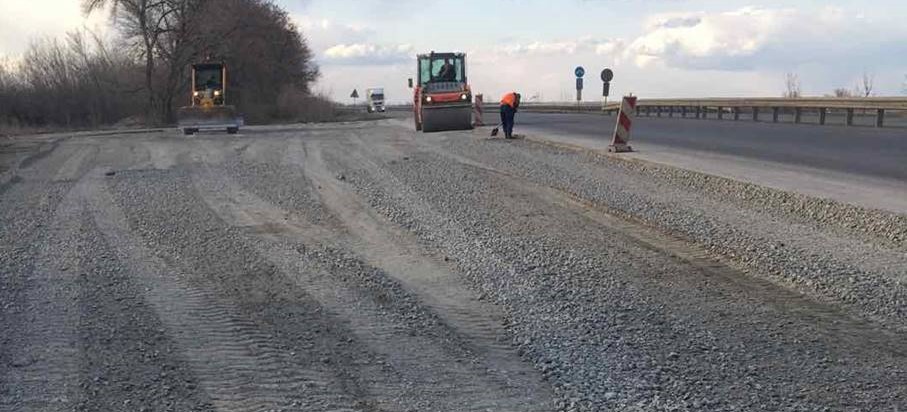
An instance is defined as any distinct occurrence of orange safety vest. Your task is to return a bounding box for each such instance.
[500,92,519,108]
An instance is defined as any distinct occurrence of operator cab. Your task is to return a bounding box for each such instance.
[177,60,242,135]
[418,53,466,92]
[192,63,226,106]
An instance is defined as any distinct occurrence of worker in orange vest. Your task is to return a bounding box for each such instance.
[499,92,521,139]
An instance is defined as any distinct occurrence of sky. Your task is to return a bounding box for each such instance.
[2,0,906,103]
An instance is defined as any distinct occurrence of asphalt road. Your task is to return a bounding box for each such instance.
[517,112,907,182]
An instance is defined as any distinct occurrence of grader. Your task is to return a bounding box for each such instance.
[177,62,243,135]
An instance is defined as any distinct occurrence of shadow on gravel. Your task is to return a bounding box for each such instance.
[0,175,23,195]
[15,138,63,170]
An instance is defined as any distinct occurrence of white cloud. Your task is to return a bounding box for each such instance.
[293,15,413,66]
[594,41,622,56]
[323,43,414,65]
[293,15,370,52]
[624,6,907,72]
[498,41,580,55]
[496,37,625,58]
[628,7,792,68]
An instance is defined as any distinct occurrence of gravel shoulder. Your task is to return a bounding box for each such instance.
[436,127,907,331]
[1,122,906,411]
[327,126,907,410]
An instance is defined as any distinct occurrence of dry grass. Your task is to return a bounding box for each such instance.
[275,88,339,123]
[0,120,64,138]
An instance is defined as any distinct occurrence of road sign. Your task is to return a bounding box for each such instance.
[576,78,584,91]
[575,66,585,78]
[350,89,359,99]
[602,82,611,97]
[601,68,614,82]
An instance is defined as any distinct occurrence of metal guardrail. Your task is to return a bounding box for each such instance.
[391,97,907,127]
[631,97,907,127]
[637,97,907,110]
[478,102,617,113]
[388,102,615,112]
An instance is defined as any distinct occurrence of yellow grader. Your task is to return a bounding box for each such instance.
[177,62,243,135]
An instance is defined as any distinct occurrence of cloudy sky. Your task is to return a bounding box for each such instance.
[2,0,906,103]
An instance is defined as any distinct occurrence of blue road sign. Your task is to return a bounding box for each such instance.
[575,66,585,78]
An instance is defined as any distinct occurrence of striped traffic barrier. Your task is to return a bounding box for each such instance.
[473,94,485,126]
[609,96,637,153]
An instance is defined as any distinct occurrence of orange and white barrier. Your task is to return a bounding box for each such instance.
[609,96,637,153]
[473,94,484,126]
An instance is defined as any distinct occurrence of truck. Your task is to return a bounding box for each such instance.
[366,88,385,113]
[409,52,473,132]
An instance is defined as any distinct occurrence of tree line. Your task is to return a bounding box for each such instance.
[785,71,891,99]
[0,0,322,131]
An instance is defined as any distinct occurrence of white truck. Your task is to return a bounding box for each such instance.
[366,88,385,113]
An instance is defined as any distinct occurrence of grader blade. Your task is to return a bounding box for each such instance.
[177,105,243,135]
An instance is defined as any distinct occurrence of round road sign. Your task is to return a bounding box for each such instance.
[575,66,586,78]
[601,68,614,82]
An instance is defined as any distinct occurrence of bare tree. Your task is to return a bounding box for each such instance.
[832,88,853,98]
[83,0,190,124]
[188,0,319,122]
[858,71,874,97]
[82,0,320,124]
[0,30,144,131]
[784,72,801,98]
[2,0,322,131]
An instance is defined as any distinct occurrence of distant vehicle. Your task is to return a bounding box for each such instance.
[409,52,473,132]
[367,88,386,113]
[176,62,244,135]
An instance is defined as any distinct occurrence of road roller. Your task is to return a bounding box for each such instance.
[409,52,473,132]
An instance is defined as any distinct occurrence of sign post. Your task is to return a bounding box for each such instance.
[574,66,585,104]
[600,68,614,111]
[350,89,359,106]
[473,94,484,126]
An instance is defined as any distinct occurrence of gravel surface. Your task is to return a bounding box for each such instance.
[433,133,907,331]
[330,133,906,411]
[1,122,905,411]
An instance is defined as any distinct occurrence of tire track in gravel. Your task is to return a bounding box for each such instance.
[1,182,85,411]
[431,134,907,327]
[371,130,907,356]
[331,129,907,409]
[82,172,363,412]
[191,156,555,412]
[366,130,907,357]
[300,139,537,360]
[302,139,556,382]
[52,144,97,182]
[0,138,80,410]
[441,150,907,357]
[73,200,214,412]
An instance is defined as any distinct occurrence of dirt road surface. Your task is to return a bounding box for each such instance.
[1,120,906,411]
